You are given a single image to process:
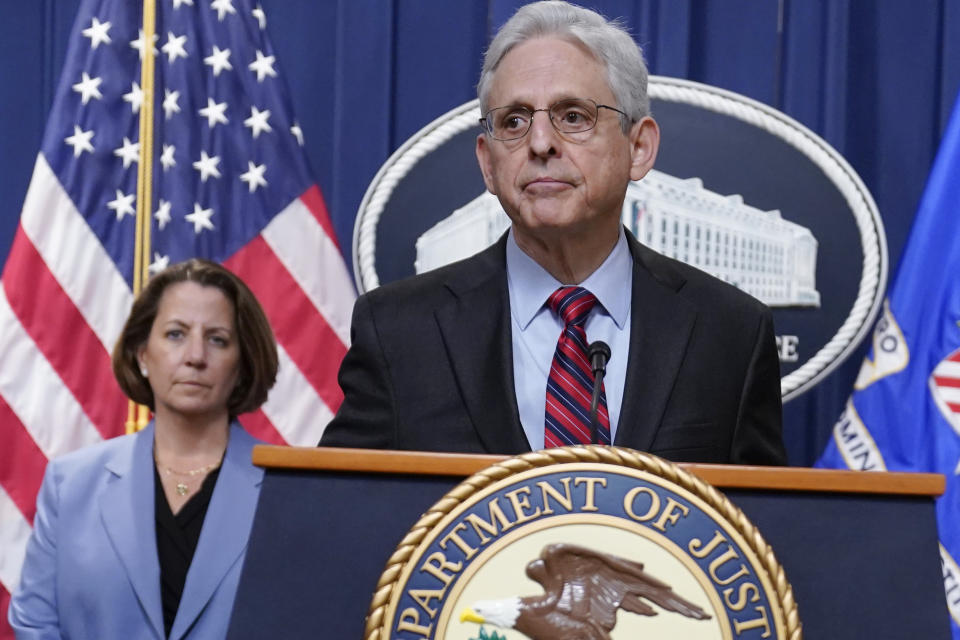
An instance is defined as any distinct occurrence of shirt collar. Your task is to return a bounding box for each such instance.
[506,227,632,330]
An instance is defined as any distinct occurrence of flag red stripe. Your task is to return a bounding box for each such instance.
[300,185,341,251]
[226,237,345,412]
[934,376,960,388]
[1,584,13,640]
[0,396,46,524]
[948,351,960,363]
[948,402,960,413]
[238,408,287,445]
[3,231,126,440]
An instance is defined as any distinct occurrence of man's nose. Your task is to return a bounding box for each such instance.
[527,110,559,157]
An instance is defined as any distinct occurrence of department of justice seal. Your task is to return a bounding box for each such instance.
[365,447,800,640]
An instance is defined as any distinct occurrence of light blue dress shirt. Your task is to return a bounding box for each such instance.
[506,228,633,450]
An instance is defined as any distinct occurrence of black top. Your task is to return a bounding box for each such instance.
[154,464,221,638]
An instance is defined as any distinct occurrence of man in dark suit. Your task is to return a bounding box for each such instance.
[320,0,787,465]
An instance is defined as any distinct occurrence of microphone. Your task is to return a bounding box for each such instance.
[587,341,611,445]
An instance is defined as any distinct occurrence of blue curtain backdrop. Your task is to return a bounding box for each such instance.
[1,0,958,466]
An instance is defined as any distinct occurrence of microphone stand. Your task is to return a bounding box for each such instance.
[587,341,611,445]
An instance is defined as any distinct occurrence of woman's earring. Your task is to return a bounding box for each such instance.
[140,364,148,377]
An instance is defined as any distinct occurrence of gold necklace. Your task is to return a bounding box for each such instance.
[154,451,222,496]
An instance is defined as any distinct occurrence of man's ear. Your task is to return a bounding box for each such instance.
[628,116,660,181]
[475,133,498,195]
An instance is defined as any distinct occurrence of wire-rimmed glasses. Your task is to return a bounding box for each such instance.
[479,98,627,141]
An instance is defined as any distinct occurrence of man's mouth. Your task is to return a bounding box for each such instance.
[523,177,571,191]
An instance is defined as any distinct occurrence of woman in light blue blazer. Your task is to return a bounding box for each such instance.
[9,259,278,640]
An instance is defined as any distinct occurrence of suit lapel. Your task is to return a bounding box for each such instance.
[170,424,262,640]
[615,235,697,451]
[434,237,529,454]
[100,424,165,640]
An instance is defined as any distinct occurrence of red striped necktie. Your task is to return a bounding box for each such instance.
[544,286,611,447]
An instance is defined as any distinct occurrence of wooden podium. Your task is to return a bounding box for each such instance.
[227,447,950,639]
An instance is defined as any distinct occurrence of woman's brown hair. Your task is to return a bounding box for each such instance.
[112,258,278,417]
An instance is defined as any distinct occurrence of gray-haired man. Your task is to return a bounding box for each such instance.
[321,1,786,465]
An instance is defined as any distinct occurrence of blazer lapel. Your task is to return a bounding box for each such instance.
[100,424,165,640]
[615,235,697,451]
[169,424,262,640]
[434,237,529,454]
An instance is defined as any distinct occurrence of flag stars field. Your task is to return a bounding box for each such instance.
[252,5,266,30]
[113,137,139,169]
[72,72,102,104]
[199,98,229,128]
[122,82,144,113]
[249,50,276,82]
[155,199,172,230]
[244,106,272,138]
[185,203,215,233]
[240,162,267,193]
[82,17,111,49]
[130,29,158,59]
[161,32,188,64]
[193,151,222,182]
[149,252,170,275]
[211,0,237,22]
[204,45,233,76]
[291,122,304,146]
[161,144,176,171]
[162,89,181,119]
[64,125,94,157]
[107,190,135,220]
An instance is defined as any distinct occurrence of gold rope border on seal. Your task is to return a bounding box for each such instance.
[364,445,802,640]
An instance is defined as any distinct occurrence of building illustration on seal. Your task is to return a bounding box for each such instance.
[415,169,820,308]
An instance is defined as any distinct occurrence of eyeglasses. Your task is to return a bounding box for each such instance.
[479,98,627,141]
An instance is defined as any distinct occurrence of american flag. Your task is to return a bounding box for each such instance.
[0,0,355,631]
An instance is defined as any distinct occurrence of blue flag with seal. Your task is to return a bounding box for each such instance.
[817,90,960,637]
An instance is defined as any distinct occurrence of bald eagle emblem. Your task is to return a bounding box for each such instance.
[460,543,711,639]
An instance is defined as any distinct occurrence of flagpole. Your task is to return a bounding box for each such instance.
[128,0,157,434]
